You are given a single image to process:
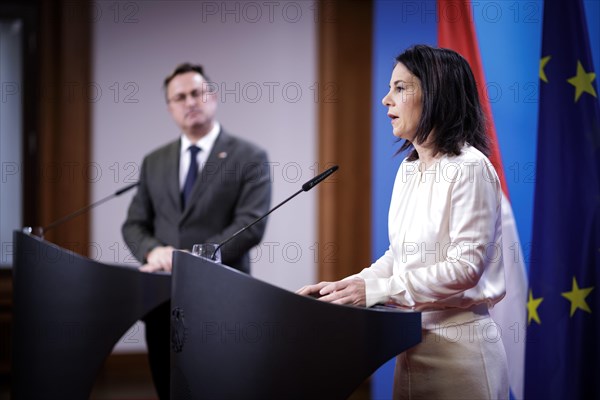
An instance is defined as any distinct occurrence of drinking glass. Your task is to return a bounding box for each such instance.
[192,243,221,263]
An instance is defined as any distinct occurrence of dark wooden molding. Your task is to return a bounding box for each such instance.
[317,0,373,281]
[0,269,12,381]
[37,0,91,254]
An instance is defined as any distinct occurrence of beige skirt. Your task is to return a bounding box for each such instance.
[393,305,509,400]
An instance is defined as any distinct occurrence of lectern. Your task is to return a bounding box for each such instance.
[11,231,171,399]
[171,251,422,400]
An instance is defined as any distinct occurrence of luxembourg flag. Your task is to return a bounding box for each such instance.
[437,1,529,398]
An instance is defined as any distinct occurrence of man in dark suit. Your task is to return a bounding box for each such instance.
[122,63,272,399]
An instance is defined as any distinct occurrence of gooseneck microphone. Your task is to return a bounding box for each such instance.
[29,182,140,237]
[211,165,339,260]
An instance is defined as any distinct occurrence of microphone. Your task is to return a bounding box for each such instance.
[24,182,139,238]
[211,165,339,260]
[302,165,339,191]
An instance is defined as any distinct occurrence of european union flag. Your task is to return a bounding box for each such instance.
[525,1,600,399]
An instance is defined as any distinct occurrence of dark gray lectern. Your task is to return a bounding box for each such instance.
[170,251,422,400]
[11,231,171,399]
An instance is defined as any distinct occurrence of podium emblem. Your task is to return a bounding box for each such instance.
[171,307,187,353]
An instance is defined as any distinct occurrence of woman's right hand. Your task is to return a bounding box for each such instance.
[297,278,367,307]
[296,281,332,298]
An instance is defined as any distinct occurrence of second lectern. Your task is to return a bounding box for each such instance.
[170,251,422,399]
[12,231,171,399]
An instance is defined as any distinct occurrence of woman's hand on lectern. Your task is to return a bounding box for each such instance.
[297,277,366,307]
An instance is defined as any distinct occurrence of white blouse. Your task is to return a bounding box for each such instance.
[356,145,506,313]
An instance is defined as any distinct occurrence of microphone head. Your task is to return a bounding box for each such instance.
[302,165,339,192]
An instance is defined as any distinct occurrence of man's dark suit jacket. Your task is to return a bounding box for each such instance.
[122,128,272,273]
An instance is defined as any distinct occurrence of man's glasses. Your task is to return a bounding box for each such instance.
[168,88,215,104]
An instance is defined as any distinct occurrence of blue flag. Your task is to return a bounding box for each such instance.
[525,1,600,399]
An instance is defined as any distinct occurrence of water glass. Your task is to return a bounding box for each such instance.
[192,243,221,263]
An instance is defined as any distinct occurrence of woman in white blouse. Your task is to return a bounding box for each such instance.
[298,45,509,399]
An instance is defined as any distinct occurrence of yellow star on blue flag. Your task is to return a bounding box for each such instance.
[527,289,543,325]
[561,277,594,316]
[567,61,597,102]
[540,56,551,83]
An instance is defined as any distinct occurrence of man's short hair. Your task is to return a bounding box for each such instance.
[163,63,210,91]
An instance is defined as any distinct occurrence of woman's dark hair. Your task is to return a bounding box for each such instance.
[395,45,489,160]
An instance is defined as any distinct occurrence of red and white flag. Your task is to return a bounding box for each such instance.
[438,1,528,398]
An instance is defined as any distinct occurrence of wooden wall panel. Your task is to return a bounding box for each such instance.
[318,0,373,281]
[38,0,91,253]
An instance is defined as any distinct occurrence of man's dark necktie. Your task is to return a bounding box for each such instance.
[182,145,201,209]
